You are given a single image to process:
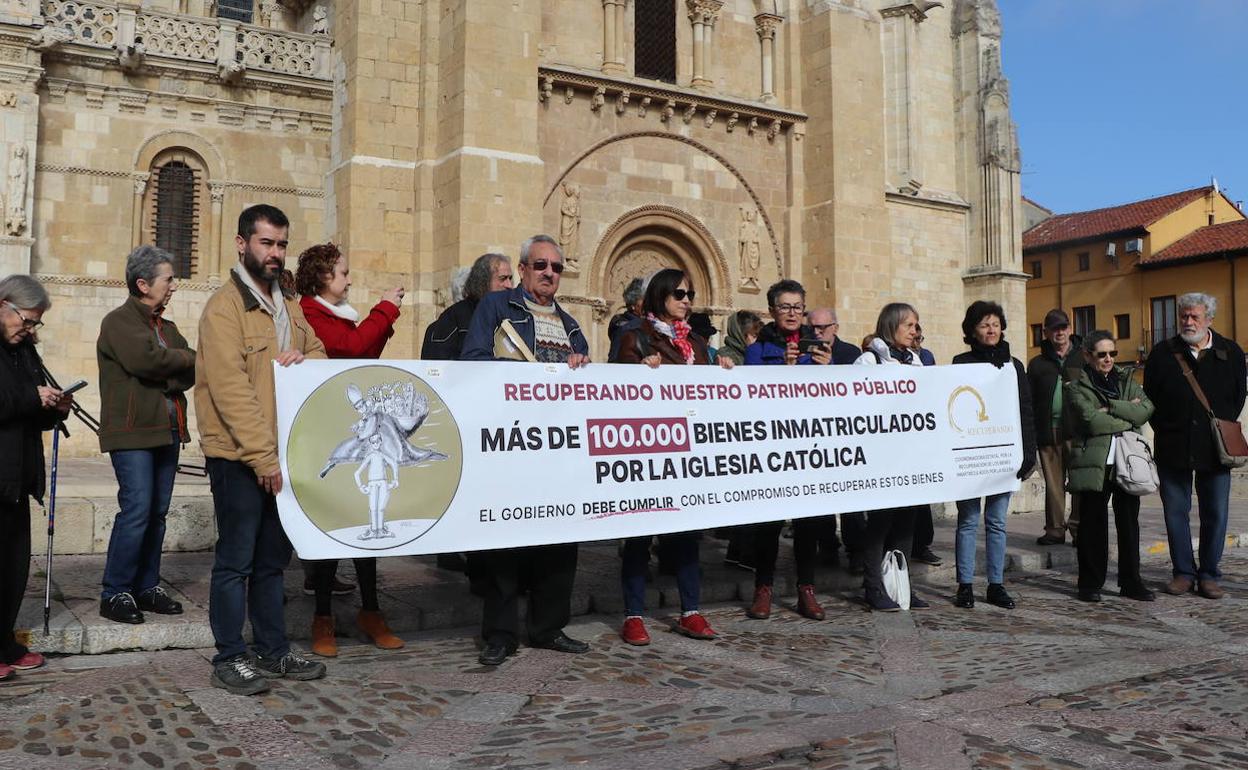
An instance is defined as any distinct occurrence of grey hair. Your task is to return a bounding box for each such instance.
[463,252,509,302]
[519,234,562,264]
[448,266,471,304]
[125,245,175,296]
[1178,292,1217,319]
[873,302,918,347]
[0,274,51,311]
[622,277,645,306]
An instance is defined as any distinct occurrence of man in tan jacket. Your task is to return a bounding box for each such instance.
[196,204,327,695]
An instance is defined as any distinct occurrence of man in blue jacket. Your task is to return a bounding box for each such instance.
[461,234,590,665]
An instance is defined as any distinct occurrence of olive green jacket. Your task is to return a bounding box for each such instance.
[1064,366,1154,492]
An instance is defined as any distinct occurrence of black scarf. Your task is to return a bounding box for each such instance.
[1085,364,1120,401]
[968,339,1012,369]
[888,345,914,364]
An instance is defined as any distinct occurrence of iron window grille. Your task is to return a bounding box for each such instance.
[635,0,677,83]
[153,161,200,279]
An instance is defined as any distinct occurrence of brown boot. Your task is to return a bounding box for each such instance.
[311,614,337,658]
[357,610,404,649]
[1165,576,1194,596]
[796,584,826,620]
[1197,580,1225,600]
[747,585,772,619]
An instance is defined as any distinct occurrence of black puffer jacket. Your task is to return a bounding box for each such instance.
[1143,332,1247,471]
[953,340,1038,478]
[0,340,59,505]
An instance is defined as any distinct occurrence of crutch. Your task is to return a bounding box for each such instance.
[43,420,62,636]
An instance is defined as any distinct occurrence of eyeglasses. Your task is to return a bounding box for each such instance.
[811,322,838,333]
[526,259,564,274]
[672,288,696,301]
[773,304,805,314]
[5,302,42,330]
[1094,350,1119,359]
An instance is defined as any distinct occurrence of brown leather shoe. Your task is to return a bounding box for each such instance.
[796,584,826,620]
[311,614,337,658]
[747,585,772,619]
[1164,576,1194,596]
[357,610,405,649]
[1197,580,1225,600]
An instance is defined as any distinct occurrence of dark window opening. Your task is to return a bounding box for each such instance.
[1073,305,1096,338]
[1151,295,1176,346]
[635,0,676,83]
[216,0,254,24]
[1030,323,1043,347]
[1115,313,1130,340]
[1076,252,1090,271]
[1030,260,1042,279]
[153,161,199,278]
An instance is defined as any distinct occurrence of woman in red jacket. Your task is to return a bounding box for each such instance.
[295,243,405,657]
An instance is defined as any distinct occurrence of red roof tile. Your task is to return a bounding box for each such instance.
[1022,186,1213,252]
[1145,218,1248,265]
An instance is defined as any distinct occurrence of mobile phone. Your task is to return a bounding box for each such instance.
[797,338,830,354]
[61,379,88,396]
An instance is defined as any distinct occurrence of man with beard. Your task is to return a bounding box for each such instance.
[1144,293,1246,600]
[462,234,590,666]
[196,204,327,695]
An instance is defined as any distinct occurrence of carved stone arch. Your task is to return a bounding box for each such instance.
[592,205,730,316]
[134,129,225,180]
[543,130,784,276]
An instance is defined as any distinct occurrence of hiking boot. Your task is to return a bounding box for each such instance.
[211,656,270,696]
[746,585,772,619]
[251,650,327,681]
[796,584,826,620]
[137,586,183,615]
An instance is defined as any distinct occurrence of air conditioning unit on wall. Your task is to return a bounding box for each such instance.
[1125,238,1144,254]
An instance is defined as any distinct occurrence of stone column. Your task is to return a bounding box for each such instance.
[207,182,225,284]
[686,0,722,89]
[130,173,149,251]
[601,0,626,74]
[754,13,781,102]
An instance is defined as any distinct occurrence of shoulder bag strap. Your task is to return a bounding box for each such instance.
[1172,350,1215,416]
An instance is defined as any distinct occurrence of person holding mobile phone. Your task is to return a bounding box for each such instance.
[0,275,69,679]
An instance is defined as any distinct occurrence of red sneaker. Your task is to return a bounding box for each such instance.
[10,652,44,671]
[620,617,651,646]
[0,663,12,680]
[676,612,717,640]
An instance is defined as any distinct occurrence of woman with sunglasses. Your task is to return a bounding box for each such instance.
[949,301,1036,610]
[612,268,732,645]
[0,275,71,680]
[1063,330,1154,603]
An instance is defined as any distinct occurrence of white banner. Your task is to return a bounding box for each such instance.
[275,360,1023,559]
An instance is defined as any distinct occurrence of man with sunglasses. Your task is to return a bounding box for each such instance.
[462,234,590,665]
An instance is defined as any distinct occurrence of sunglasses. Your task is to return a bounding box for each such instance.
[672,288,696,301]
[527,259,564,274]
[1094,350,1119,359]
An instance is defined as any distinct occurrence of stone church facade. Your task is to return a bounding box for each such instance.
[0,0,1024,457]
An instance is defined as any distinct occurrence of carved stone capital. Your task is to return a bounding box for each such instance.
[754,13,782,39]
[132,172,150,196]
[208,182,226,203]
[686,0,723,26]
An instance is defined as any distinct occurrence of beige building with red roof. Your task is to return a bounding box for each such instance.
[1023,185,1246,362]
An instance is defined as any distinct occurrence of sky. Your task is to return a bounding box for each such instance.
[999,0,1247,216]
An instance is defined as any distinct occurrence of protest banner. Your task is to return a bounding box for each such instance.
[275,359,1023,559]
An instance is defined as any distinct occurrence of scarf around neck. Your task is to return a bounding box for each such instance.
[314,294,360,323]
[648,313,694,364]
[969,339,1012,368]
[1086,365,1120,400]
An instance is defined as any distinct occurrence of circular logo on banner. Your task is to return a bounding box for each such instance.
[286,365,463,551]
[946,385,989,433]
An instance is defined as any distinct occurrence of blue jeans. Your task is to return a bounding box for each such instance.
[207,458,293,663]
[621,532,699,615]
[955,492,1012,584]
[102,434,180,599]
[1159,464,1230,582]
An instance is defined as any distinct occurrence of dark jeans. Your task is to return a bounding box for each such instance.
[1076,479,1143,592]
[102,435,180,599]
[473,543,577,646]
[861,506,918,595]
[621,532,699,615]
[207,458,293,664]
[840,512,867,553]
[0,496,32,664]
[753,518,817,587]
[1159,464,1231,582]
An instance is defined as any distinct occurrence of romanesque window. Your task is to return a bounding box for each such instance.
[216,0,254,24]
[635,0,677,83]
[148,156,202,278]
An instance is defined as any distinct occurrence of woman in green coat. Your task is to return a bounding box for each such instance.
[1064,330,1155,603]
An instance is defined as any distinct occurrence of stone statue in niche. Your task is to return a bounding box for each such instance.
[6,145,27,236]
[738,206,761,291]
[312,6,329,35]
[558,183,582,273]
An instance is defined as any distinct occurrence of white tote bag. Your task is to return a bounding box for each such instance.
[882,549,911,610]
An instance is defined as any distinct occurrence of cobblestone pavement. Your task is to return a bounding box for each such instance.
[3,552,1248,770]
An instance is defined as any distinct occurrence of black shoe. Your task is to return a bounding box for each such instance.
[908,594,930,610]
[865,590,900,612]
[986,583,1016,609]
[1077,590,1102,603]
[1120,586,1156,602]
[912,547,942,566]
[532,632,590,654]
[478,639,517,666]
[137,586,183,615]
[211,656,270,696]
[100,592,144,624]
[250,650,327,681]
[1036,534,1064,546]
[954,583,975,609]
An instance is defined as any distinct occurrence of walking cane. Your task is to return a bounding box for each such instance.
[43,421,62,636]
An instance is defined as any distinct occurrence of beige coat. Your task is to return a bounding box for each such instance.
[195,271,325,477]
